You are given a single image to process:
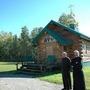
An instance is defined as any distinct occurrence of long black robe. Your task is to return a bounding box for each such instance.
[61,57,72,90]
[71,57,86,90]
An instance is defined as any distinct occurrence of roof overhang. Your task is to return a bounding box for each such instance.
[33,20,90,45]
[33,27,73,46]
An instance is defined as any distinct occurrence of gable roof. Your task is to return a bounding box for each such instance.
[34,28,73,45]
[50,20,90,41]
[33,20,90,45]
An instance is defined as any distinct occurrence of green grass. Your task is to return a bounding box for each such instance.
[0,62,22,72]
[0,62,21,72]
[0,62,90,89]
[40,67,90,90]
[83,67,90,90]
[40,73,63,84]
[0,64,16,72]
[39,72,66,84]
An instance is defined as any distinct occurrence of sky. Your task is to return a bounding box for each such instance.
[0,0,90,37]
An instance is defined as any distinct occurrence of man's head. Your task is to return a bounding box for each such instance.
[62,52,67,58]
[74,50,80,57]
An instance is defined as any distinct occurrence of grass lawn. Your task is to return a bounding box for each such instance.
[0,62,16,72]
[0,62,90,89]
[0,62,22,72]
[39,67,90,90]
[84,67,90,90]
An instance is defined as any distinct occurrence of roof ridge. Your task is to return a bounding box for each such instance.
[50,20,90,41]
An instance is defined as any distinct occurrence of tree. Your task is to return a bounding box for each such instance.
[19,26,32,56]
[0,31,13,60]
[58,9,78,28]
[31,27,43,39]
[30,27,43,60]
[10,35,19,59]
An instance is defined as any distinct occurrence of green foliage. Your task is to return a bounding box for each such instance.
[30,27,43,60]
[0,31,13,59]
[31,27,43,39]
[0,26,34,62]
[58,11,78,28]
[19,26,32,56]
[10,35,19,59]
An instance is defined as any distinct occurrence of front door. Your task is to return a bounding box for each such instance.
[46,45,54,57]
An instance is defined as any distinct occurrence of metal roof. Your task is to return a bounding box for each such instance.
[33,20,90,45]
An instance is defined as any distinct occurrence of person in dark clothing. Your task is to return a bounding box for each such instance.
[71,50,86,90]
[61,52,72,90]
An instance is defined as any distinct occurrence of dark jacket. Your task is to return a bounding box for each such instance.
[61,57,71,90]
[61,57,71,73]
[71,57,86,90]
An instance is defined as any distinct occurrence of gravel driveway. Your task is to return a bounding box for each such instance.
[0,76,63,90]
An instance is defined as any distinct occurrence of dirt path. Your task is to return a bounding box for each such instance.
[0,77,63,90]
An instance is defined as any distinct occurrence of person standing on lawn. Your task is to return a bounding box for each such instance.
[71,50,86,90]
[61,52,72,90]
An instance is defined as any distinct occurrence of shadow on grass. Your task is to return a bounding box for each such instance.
[0,70,32,78]
[0,69,61,78]
[34,70,61,78]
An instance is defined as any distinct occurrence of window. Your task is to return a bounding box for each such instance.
[44,35,55,43]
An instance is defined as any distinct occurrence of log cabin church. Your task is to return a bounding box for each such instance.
[33,20,90,64]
